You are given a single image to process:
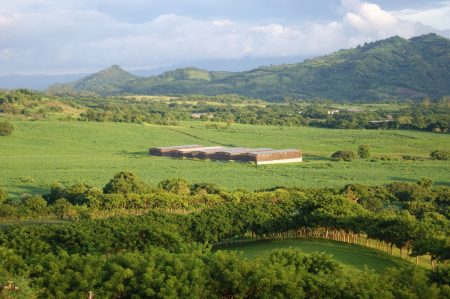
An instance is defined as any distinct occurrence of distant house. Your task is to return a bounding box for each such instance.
[327,109,340,115]
[191,112,213,119]
[346,108,364,113]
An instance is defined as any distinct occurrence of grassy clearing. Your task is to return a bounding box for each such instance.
[218,239,414,273]
[0,120,448,197]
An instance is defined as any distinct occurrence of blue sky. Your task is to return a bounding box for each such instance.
[0,0,449,75]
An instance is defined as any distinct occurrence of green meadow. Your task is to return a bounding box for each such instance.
[0,120,449,197]
[218,239,414,273]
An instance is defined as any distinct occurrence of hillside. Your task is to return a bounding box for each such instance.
[48,34,450,101]
[48,65,139,95]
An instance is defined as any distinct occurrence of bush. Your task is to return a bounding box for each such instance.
[103,172,150,194]
[158,178,190,195]
[357,144,370,158]
[0,187,7,204]
[430,150,450,161]
[331,150,356,162]
[402,155,425,161]
[0,121,14,136]
[190,183,222,195]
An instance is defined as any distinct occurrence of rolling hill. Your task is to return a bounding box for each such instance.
[48,34,450,101]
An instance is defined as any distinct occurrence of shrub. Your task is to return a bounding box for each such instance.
[331,150,356,162]
[0,187,7,204]
[402,155,425,161]
[190,183,222,195]
[0,121,14,136]
[158,178,190,195]
[103,172,150,194]
[357,144,370,158]
[430,150,450,161]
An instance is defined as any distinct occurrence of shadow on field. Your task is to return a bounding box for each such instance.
[304,154,332,162]
[123,150,149,158]
[388,177,449,186]
[9,185,47,198]
[389,177,420,183]
[434,181,450,187]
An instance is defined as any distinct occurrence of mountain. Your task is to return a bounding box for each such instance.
[49,34,450,101]
[48,65,139,95]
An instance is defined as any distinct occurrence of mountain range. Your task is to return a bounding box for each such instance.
[48,33,450,101]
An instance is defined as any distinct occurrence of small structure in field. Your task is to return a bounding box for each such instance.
[149,144,203,156]
[212,148,250,161]
[236,149,275,162]
[149,145,303,164]
[327,109,340,115]
[244,149,302,165]
[191,112,213,119]
[188,147,227,159]
[172,146,224,158]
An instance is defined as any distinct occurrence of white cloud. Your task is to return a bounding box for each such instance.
[0,0,447,74]
[393,1,450,31]
[342,0,427,38]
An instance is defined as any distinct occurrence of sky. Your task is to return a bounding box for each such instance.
[0,0,449,75]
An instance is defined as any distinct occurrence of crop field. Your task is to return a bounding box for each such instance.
[0,120,449,197]
[219,239,414,272]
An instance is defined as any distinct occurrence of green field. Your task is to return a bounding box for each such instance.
[218,239,412,272]
[0,120,449,197]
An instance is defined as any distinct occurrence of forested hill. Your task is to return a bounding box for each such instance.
[48,34,450,101]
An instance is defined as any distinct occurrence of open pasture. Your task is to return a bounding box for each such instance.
[0,120,449,197]
[219,239,415,272]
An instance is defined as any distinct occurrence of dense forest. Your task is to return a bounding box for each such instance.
[47,34,450,102]
[1,172,449,297]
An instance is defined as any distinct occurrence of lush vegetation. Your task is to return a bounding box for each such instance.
[222,239,413,272]
[74,95,450,132]
[0,121,13,136]
[48,34,450,101]
[1,71,449,297]
[2,89,450,133]
[331,150,356,162]
[0,120,449,197]
[1,172,449,297]
[358,144,371,158]
[0,89,83,120]
[431,150,450,161]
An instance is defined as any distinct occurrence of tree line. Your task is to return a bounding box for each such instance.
[0,172,449,297]
[2,89,449,132]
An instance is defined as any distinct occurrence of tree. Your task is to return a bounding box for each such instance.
[52,198,79,220]
[158,178,190,195]
[429,264,450,286]
[357,144,370,158]
[430,150,450,161]
[20,195,48,217]
[331,150,356,162]
[103,172,150,194]
[0,187,7,204]
[0,121,14,136]
[417,177,433,189]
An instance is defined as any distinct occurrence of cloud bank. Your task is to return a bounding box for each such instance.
[0,0,448,74]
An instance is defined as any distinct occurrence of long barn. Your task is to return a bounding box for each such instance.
[243,149,302,164]
[149,144,203,156]
[149,145,303,164]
